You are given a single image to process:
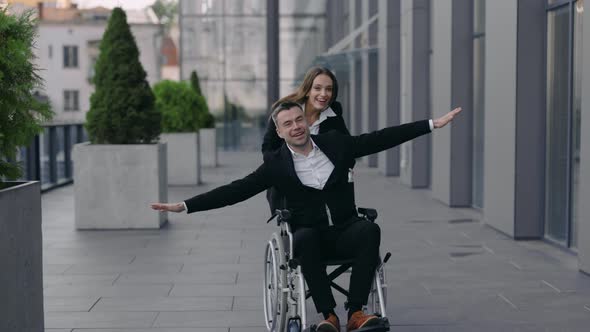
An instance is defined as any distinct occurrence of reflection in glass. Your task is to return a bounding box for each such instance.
[571,0,583,249]
[40,129,50,187]
[545,6,571,244]
[56,126,66,182]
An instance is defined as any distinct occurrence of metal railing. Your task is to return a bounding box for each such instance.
[15,123,87,192]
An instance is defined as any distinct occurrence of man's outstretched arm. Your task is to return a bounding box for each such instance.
[151,163,272,214]
[349,107,462,158]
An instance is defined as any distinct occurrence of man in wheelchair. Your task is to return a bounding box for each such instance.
[151,102,461,331]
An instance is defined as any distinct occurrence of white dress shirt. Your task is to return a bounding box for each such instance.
[286,139,335,190]
[304,104,337,135]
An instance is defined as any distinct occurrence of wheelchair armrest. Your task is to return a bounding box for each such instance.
[357,207,378,222]
[275,209,291,221]
[265,209,291,225]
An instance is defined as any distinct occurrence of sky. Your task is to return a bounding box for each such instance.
[75,0,155,10]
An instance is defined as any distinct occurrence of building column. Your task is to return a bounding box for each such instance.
[430,0,473,206]
[430,0,453,204]
[349,0,363,136]
[481,1,518,236]
[266,0,279,115]
[362,0,379,167]
[513,0,546,239]
[577,0,590,273]
[377,0,401,176]
[400,0,431,187]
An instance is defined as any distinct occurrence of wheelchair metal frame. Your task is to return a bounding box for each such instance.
[263,208,390,332]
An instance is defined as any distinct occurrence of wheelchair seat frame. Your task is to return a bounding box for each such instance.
[263,208,391,332]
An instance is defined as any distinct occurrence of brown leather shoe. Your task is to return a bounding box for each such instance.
[346,310,380,331]
[317,313,340,332]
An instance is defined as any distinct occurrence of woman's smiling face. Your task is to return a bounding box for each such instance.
[305,74,334,112]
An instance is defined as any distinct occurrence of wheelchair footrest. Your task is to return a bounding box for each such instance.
[349,317,390,332]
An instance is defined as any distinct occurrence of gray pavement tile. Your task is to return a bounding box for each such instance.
[44,296,99,312]
[46,239,149,249]
[131,254,239,264]
[115,272,238,285]
[40,151,590,331]
[538,274,590,292]
[180,263,260,274]
[44,274,119,287]
[153,311,262,328]
[45,329,72,332]
[387,307,459,325]
[232,297,260,311]
[169,284,260,297]
[63,263,183,274]
[235,271,263,283]
[91,296,233,311]
[44,264,73,275]
[72,329,227,332]
[44,255,135,265]
[45,312,158,329]
[44,284,172,297]
[44,247,191,256]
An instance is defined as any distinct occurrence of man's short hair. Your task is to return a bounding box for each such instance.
[270,101,303,126]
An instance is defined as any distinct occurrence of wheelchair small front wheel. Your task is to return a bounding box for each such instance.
[263,232,288,331]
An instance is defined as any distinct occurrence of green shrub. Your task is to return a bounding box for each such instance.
[154,80,205,132]
[85,7,160,144]
[199,111,215,129]
[0,9,53,181]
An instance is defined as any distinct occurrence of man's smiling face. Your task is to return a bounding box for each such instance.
[275,106,310,148]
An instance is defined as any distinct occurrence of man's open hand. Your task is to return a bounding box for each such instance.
[150,202,185,213]
[433,107,462,129]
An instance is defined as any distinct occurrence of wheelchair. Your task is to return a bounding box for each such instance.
[263,208,391,332]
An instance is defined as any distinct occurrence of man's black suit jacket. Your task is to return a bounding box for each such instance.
[185,120,431,230]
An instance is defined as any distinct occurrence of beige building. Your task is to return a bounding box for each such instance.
[31,4,163,124]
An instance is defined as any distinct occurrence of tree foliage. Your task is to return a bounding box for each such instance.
[189,70,202,95]
[151,0,177,32]
[85,7,161,144]
[0,9,53,180]
[189,69,215,128]
[153,80,207,132]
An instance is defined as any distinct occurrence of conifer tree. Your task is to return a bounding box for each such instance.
[85,7,160,144]
[190,70,202,96]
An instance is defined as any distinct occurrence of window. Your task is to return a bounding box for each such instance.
[63,45,78,68]
[545,0,583,248]
[64,90,79,111]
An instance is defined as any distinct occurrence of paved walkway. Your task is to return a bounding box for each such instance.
[42,151,590,332]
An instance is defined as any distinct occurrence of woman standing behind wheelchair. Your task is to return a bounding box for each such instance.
[262,66,353,213]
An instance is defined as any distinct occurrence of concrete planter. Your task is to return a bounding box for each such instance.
[161,132,201,185]
[200,127,218,167]
[73,142,168,229]
[0,181,44,332]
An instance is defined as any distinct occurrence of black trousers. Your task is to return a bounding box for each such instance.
[293,220,381,313]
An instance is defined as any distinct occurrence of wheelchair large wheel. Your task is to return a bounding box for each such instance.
[264,233,288,331]
[368,266,387,317]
